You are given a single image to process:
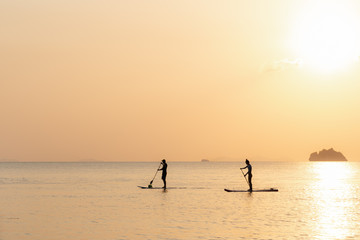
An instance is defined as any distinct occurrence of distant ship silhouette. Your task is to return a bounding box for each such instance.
[309,148,347,161]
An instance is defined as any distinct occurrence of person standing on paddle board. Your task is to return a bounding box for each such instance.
[240,159,252,192]
[158,159,167,189]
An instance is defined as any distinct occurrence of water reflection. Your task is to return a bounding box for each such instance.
[311,162,355,239]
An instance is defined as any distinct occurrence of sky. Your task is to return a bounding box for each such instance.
[1,0,360,162]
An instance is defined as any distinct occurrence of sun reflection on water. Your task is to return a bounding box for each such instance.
[311,162,355,239]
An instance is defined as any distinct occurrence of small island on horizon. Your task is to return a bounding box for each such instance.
[309,148,347,161]
[201,159,210,162]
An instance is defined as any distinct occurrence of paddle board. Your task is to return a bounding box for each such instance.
[137,186,184,189]
[224,188,278,192]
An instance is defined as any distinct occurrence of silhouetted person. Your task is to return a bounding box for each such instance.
[158,159,167,189]
[240,159,252,192]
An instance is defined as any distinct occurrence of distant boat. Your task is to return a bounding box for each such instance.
[201,159,210,162]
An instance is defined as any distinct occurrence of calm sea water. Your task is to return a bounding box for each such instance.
[0,161,360,240]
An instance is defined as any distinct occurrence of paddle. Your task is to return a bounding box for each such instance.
[148,162,162,188]
[240,168,250,187]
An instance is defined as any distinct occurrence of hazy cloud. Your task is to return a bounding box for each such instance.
[260,58,303,73]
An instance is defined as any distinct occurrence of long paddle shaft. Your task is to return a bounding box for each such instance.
[240,168,250,187]
[150,162,162,185]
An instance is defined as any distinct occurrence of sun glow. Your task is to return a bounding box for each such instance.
[312,162,354,239]
[313,162,351,186]
[291,1,360,74]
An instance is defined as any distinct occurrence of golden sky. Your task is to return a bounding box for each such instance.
[1,0,360,161]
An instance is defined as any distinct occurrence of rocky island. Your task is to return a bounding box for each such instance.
[309,148,347,161]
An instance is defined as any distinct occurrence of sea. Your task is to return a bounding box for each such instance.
[0,161,360,240]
